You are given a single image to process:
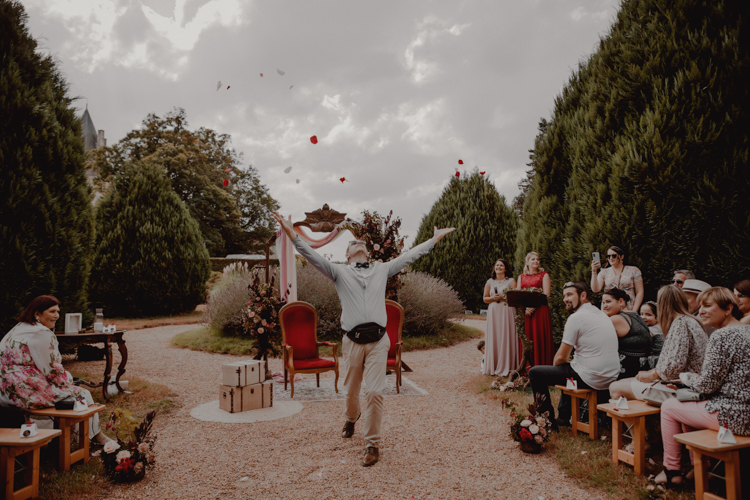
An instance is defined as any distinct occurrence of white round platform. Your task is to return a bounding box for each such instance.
[190,400,304,423]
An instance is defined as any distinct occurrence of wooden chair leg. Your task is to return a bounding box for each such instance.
[587,391,598,440]
[694,450,707,500]
[58,418,73,472]
[30,447,41,498]
[284,368,288,391]
[316,373,320,387]
[571,395,580,437]
[726,450,741,500]
[633,417,646,475]
[611,418,622,466]
[290,372,295,399]
[1,446,13,500]
[81,419,90,465]
[334,368,339,393]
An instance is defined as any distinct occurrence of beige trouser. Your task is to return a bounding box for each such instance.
[342,333,390,448]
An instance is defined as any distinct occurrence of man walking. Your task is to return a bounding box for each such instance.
[528,281,620,430]
[272,212,454,466]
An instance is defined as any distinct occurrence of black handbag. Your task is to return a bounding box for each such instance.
[346,322,386,344]
[54,396,77,410]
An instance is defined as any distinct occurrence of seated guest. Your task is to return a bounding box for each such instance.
[0,295,111,444]
[683,279,715,335]
[656,287,750,486]
[670,269,695,288]
[528,281,620,430]
[601,288,652,379]
[609,285,707,400]
[734,279,750,325]
[639,301,663,370]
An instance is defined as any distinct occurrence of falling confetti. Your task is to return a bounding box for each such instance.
[581,451,588,455]
[239,152,244,156]
[223,179,229,186]
[340,177,347,183]
[227,85,230,90]
[290,85,294,89]
[225,168,231,172]
[480,171,486,175]
[458,159,463,165]
[240,477,249,482]
[216,80,221,91]
[454,169,460,178]
[284,166,292,173]
[277,69,285,76]
[295,179,300,184]
[310,135,318,144]
[260,73,263,77]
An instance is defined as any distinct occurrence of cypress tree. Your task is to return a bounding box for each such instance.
[519,0,750,339]
[90,161,210,316]
[0,0,94,331]
[411,170,519,312]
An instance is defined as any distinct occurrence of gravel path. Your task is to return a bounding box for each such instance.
[65,320,604,500]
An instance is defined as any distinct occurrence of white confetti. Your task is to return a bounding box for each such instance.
[240,477,249,481]
[239,152,244,157]
[340,460,346,464]
[277,69,285,76]
[284,166,292,173]
[216,80,222,91]
[581,451,587,455]
[317,471,322,478]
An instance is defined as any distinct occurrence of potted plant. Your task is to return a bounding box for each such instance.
[508,396,553,453]
[99,409,157,482]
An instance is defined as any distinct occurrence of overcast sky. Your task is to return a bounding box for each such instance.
[20,0,621,259]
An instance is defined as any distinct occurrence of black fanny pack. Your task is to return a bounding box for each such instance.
[346,322,386,344]
[54,396,78,410]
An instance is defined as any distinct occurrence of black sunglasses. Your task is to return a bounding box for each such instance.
[671,279,684,285]
[563,282,584,292]
[349,240,365,246]
[606,254,619,259]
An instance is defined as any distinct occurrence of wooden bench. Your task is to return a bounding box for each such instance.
[674,429,750,500]
[26,405,106,472]
[555,385,598,440]
[1,428,61,500]
[597,400,661,475]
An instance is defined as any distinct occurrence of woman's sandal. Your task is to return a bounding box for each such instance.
[654,468,684,486]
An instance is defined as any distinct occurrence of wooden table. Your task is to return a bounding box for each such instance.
[54,331,127,401]
[674,429,750,500]
[597,400,661,475]
[555,385,599,440]
[1,428,61,500]
[26,404,106,472]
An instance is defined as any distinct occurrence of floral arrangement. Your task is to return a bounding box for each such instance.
[507,395,553,446]
[100,410,157,482]
[242,272,289,361]
[342,210,406,300]
[491,376,528,392]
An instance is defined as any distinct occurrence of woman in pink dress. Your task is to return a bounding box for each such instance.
[482,259,518,376]
[517,252,553,367]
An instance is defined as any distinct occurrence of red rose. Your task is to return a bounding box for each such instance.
[519,428,533,442]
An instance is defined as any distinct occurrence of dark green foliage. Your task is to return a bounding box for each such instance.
[88,108,279,256]
[518,0,750,340]
[90,161,210,316]
[0,0,94,331]
[411,170,519,312]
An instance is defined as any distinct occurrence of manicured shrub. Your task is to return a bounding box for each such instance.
[296,262,342,341]
[204,263,255,336]
[90,161,210,316]
[399,272,464,337]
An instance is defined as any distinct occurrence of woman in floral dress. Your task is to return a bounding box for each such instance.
[517,252,553,366]
[482,259,518,376]
[0,295,110,443]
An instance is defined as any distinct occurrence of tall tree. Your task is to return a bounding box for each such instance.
[0,0,94,331]
[518,0,750,340]
[89,108,279,256]
[90,161,210,316]
[411,170,519,311]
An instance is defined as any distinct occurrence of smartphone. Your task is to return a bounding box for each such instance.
[592,252,600,262]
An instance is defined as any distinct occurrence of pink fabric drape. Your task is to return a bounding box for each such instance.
[275,218,344,302]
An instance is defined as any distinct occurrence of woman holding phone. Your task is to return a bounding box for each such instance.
[482,259,518,376]
[516,251,553,366]
[591,245,644,312]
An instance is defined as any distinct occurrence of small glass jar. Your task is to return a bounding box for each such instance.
[94,309,104,333]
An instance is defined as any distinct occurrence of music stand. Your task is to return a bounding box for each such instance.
[506,290,548,382]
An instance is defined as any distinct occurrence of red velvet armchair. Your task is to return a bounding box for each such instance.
[278,301,339,398]
[385,300,405,393]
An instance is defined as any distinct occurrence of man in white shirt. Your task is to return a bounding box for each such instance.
[528,281,620,431]
[273,212,454,466]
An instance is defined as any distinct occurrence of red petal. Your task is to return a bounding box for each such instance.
[310,135,318,144]
[260,73,263,77]
[480,171,486,175]
[455,172,460,178]
[225,168,231,172]
[340,177,346,183]
[227,86,230,89]
[223,179,229,186]
[458,159,463,165]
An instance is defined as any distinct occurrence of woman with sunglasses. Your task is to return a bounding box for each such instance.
[734,279,750,325]
[591,245,644,313]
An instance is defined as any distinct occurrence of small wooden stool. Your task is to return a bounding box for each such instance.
[1,428,61,500]
[26,404,106,472]
[674,429,750,500]
[555,385,598,440]
[597,400,660,475]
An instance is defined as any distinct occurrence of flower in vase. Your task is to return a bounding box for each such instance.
[138,442,150,454]
[373,244,380,251]
[147,452,156,463]
[248,311,255,318]
[258,327,264,334]
[529,424,540,434]
[539,428,547,437]
[116,450,131,463]
[133,462,144,475]
[103,440,120,454]
[534,435,544,444]
[261,319,267,326]
[536,417,547,427]
[520,419,532,428]
[519,428,533,442]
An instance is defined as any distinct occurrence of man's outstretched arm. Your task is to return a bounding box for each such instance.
[272,212,337,282]
[385,226,455,277]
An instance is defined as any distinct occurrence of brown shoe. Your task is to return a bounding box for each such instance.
[342,413,360,438]
[362,447,379,467]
